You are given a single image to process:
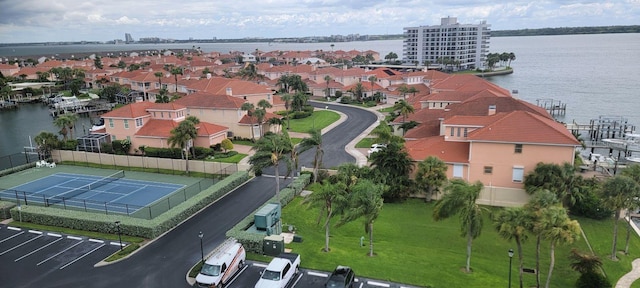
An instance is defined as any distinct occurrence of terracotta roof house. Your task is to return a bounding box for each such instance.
[99,101,228,151]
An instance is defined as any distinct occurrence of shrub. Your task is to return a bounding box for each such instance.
[61,139,78,150]
[575,271,611,288]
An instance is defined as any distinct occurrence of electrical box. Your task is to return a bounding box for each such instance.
[263,235,285,256]
[254,203,281,230]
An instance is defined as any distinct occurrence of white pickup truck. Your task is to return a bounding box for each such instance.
[254,253,301,288]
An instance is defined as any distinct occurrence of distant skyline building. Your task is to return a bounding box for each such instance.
[403,17,491,69]
[125,33,134,43]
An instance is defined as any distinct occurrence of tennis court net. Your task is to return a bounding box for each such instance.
[46,171,125,206]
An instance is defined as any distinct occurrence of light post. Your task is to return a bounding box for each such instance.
[115,221,123,251]
[508,248,514,288]
[198,231,204,263]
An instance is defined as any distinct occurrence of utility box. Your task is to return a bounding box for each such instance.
[255,203,281,231]
[263,235,285,256]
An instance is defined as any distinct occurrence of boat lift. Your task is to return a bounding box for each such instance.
[601,133,640,174]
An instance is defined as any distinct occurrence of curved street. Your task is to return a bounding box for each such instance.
[3,102,379,287]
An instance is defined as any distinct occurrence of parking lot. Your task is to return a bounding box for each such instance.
[0,224,122,286]
[213,261,419,288]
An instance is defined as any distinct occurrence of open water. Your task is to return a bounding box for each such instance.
[1,34,639,157]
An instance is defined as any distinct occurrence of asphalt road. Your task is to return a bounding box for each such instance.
[0,102,379,288]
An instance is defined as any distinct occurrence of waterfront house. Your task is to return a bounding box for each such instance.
[99,101,229,152]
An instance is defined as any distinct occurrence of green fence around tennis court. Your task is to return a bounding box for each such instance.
[0,178,215,220]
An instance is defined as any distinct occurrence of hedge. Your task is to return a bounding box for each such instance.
[9,171,251,239]
[226,174,311,254]
[0,201,16,220]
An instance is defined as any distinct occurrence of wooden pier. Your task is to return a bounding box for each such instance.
[536,98,566,117]
[0,101,19,110]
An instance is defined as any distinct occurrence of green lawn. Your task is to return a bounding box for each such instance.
[355,138,376,148]
[282,197,640,288]
[209,153,247,163]
[285,110,340,133]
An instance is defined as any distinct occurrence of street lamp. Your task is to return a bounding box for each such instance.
[115,221,123,251]
[198,231,204,263]
[508,248,514,288]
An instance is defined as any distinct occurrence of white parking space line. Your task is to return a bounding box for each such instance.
[252,263,268,268]
[290,273,304,287]
[67,236,82,241]
[356,283,364,288]
[0,234,43,255]
[59,244,105,270]
[7,226,21,231]
[367,280,390,287]
[28,230,43,234]
[225,264,249,287]
[0,231,24,243]
[37,240,83,266]
[48,233,62,237]
[109,241,124,247]
[89,239,104,243]
[15,237,64,262]
[307,271,328,277]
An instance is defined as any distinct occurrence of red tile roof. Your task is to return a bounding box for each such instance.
[102,102,154,118]
[197,122,228,136]
[173,91,247,109]
[135,119,177,138]
[405,137,470,163]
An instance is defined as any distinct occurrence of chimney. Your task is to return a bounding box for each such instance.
[488,105,496,116]
[439,118,445,136]
[226,87,232,96]
[206,73,211,79]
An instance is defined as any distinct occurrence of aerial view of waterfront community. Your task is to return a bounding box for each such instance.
[2,1,640,287]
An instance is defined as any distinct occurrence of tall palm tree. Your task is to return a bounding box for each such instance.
[539,206,580,288]
[368,75,377,100]
[324,75,332,99]
[291,92,308,112]
[415,156,448,201]
[601,175,640,260]
[167,116,200,174]
[392,100,415,135]
[53,114,72,140]
[64,113,79,139]
[433,179,486,273]
[154,71,164,90]
[524,162,583,208]
[155,88,170,103]
[241,102,256,140]
[524,190,560,288]
[170,66,183,93]
[494,207,531,288]
[351,82,364,102]
[256,99,273,137]
[337,179,384,257]
[280,94,292,130]
[248,131,294,204]
[34,131,59,160]
[298,128,323,183]
[303,180,348,252]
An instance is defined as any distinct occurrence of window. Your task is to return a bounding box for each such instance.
[161,112,164,118]
[124,119,129,129]
[515,144,523,153]
[109,119,114,128]
[484,166,493,174]
[283,263,291,276]
[512,167,524,182]
[111,135,116,141]
[463,128,468,137]
[136,118,143,127]
[457,127,461,137]
[453,164,463,178]
[221,263,227,273]
[450,127,454,136]
[126,136,131,141]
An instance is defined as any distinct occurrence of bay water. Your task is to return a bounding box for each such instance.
[1,34,638,157]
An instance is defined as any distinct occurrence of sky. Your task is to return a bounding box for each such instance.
[0,0,638,43]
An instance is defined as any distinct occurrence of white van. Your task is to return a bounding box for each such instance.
[196,238,246,288]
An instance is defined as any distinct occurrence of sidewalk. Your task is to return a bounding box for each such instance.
[616,258,640,288]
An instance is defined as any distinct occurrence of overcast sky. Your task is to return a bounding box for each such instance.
[1,0,638,43]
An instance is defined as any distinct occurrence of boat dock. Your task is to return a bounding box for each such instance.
[50,103,113,118]
[0,101,19,110]
[536,98,566,117]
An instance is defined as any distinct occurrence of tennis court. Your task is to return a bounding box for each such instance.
[1,171,184,215]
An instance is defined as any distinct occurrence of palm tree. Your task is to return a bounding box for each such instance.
[539,206,580,288]
[280,94,292,130]
[277,75,291,93]
[622,164,640,254]
[324,75,332,99]
[154,71,164,89]
[392,100,415,135]
[601,175,640,260]
[524,162,583,208]
[303,180,348,252]
[494,207,531,288]
[368,75,377,100]
[34,131,59,160]
[53,114,73,140]
[415,156,448,201]
[63,113,79,139]
[256,99,273,137]
[170,66,183,93]
[291,92,308,112]
[237,63,264,82]
[433,179,486,273]
[248,131,294,204]
[155,88,170,103]
[167,116,200,174]
[298,128,323,183]
[337,179,384,257]
[351,82,364,102]
[524,190,560,288]
[241,102,256,140]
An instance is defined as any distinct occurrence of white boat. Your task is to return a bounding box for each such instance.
[627,157,640,164]
[52,96,90,110]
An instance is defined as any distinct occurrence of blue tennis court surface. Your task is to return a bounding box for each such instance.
[1,172,184,214]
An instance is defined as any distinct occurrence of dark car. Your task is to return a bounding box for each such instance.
[325,265,355,288]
